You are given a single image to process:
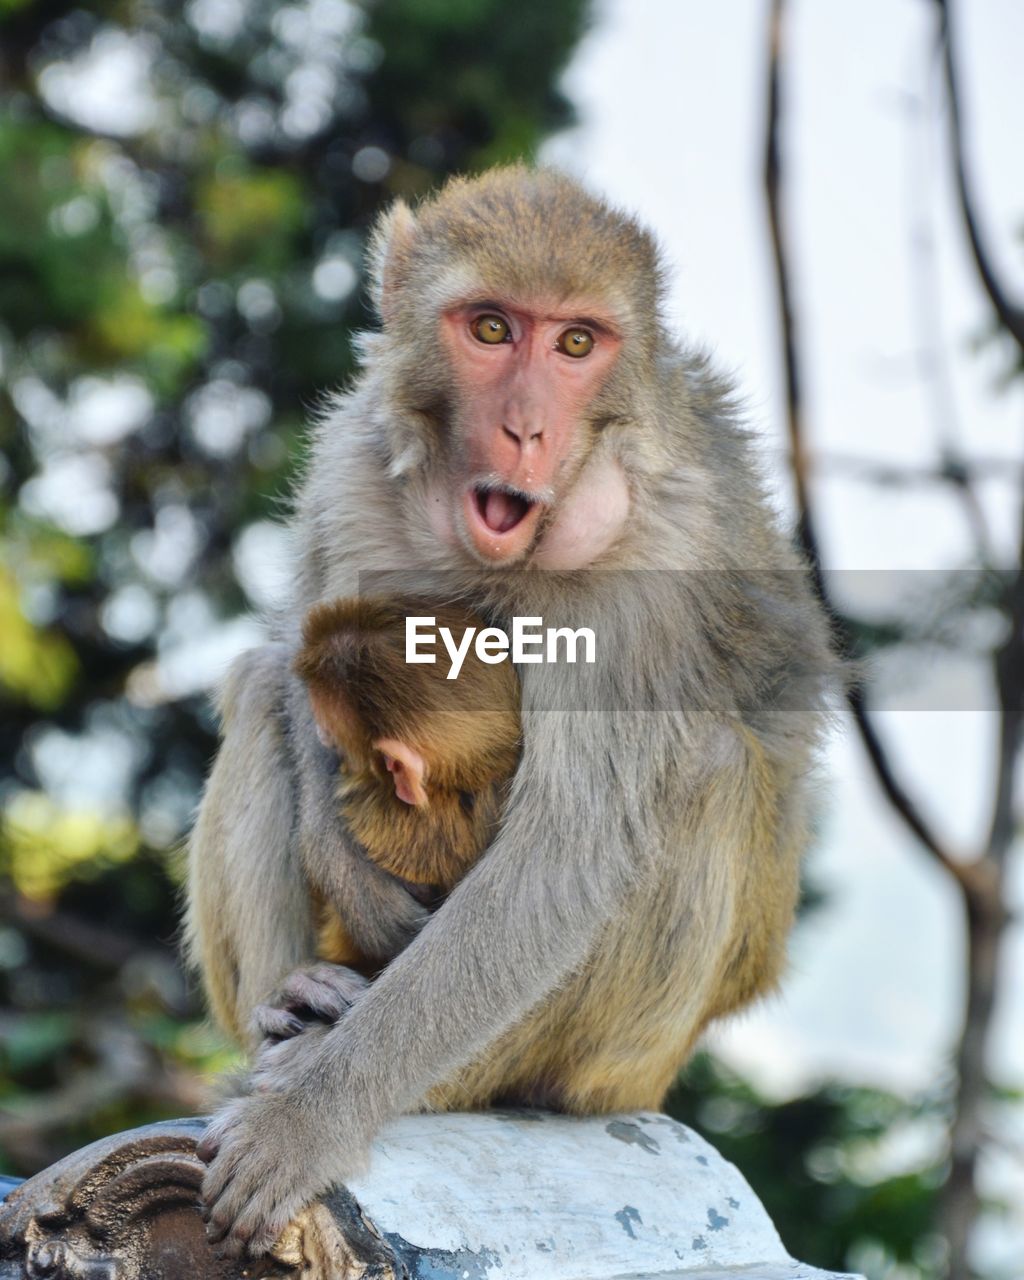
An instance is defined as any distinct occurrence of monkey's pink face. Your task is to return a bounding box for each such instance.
[437,299,625,566]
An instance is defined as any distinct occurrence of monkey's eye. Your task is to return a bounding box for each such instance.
[472,314,511,345]
[555,327,594,358]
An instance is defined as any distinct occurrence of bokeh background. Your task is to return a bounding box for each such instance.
[0,2,1021,1277]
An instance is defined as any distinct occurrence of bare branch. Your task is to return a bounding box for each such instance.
[899,72,995,562]
[765,5,1021,1275]
[929,9,1024,1269]
[804,450,1024,488]
[987,554,1024,868]
[933,0,1024,354]
[763,0,964,883]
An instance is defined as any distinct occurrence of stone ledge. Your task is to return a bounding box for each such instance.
[0,1111,862,1280]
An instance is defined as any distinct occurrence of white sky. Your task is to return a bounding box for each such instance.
[543,0,1024,1260]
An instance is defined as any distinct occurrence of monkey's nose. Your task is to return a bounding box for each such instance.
[501,423,543,448]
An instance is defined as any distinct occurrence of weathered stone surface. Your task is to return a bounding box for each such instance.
[344,1110,861,1280]
[0,1111,862,1280]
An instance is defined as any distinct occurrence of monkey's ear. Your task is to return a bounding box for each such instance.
[367,200,417,327]
[373,737,428,807]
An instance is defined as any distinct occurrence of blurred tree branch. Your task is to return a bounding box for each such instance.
[764,0,962,881]
[805,452,1024,488]
[0,1019,206,1171]
[932,0,1024,353]
[899,65,995,564]
[764,2,1022,1275]
[0,890,148,972]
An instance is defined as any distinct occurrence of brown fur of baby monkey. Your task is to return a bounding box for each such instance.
[294,596,521,972]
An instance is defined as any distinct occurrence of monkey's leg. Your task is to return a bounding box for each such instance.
[538,724,803,1113]
[427,721,804,1117]
[285,674,431,960]
[184,645,315,1044]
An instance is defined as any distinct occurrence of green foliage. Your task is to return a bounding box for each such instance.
[1,1012,76,1077]
[195,164,306,269]
[1,791,139,899]
[364,0,589,172]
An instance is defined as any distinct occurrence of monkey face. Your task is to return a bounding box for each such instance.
[436,298,625,565]
[370,168,663,571]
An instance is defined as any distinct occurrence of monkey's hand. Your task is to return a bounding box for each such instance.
[250,962,370,1044]
[198,1040,373,1259]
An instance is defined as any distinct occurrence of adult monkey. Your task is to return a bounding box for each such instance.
[187,166,835,1256]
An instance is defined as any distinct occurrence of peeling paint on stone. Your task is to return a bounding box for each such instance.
[695,1155,709,1166]
[728,1196,740,1209]
[386,1233,503,1279]
[692,1235,708,1251]
[605,1120,660,1154]
[614,1206,642,1239]
[706,1206,730,1232]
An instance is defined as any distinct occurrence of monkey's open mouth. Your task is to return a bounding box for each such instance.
[463,483,545,562]
[472,485,535,534]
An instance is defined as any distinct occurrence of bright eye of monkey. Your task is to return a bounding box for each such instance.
[556,327,594,358]
[472,315,510,345]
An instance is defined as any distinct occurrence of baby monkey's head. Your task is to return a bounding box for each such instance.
[294,596,521,887]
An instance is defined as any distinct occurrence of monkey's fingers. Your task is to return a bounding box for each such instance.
[202,1140,315,1258]
[201,1152,244,1236]
[196,1118,228,1164]
[196,1131,219,1163]
[209,1179,299,1260]
[275,963,369,1024]
[251,1002,309,1044]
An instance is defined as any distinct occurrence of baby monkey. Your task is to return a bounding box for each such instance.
[257,597,521,1037]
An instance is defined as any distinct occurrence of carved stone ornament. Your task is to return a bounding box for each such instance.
[0,1118,393,1280]
[0,1111,863,1280]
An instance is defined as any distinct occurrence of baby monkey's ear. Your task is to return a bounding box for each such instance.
[373,737,428,807]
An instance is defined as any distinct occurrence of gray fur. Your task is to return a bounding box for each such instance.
[185,167,836,1258]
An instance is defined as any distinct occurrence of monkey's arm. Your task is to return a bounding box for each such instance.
[199,712,679,1254]
[185,647,426,1045]
[286,672,431,960]
[184,645,314,1043]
